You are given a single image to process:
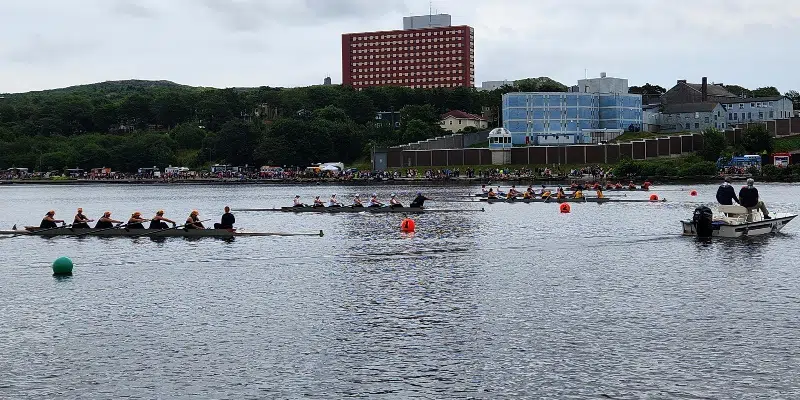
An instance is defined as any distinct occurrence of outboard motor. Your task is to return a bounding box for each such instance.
[692,205,714,238]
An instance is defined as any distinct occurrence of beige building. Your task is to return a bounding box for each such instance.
[440,110,488,133]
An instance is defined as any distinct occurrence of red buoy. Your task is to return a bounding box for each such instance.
[559,203,571,213]
[400,218,416,232]
[690,190,698,197]
[649,194,659,201]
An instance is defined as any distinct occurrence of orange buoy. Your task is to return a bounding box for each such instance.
[400,218,416,232]
[559,203,571,213]
[690,190,698,197]
[649,194,659,201]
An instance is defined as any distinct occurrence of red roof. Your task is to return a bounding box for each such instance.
[441,110,485,121]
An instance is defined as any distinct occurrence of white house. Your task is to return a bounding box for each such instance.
[440,110,488,133]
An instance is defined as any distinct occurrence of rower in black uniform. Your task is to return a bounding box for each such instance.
[40,210,64,229]
[127,212,148,229]
[409,192,429,208]
[94,212,122,229]
[149,210,176,229]
[72,208,93,229]
[185,210,205,229]
[214,206,235,229]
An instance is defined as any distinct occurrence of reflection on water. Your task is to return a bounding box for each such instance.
[0,183,799,398]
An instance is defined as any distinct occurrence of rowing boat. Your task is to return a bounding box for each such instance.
[473,188,650,197]
[479,197,665,203]
[2,227,324,237]
[234,206,486,213]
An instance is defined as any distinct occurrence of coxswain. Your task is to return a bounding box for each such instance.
[149,210,176,229]
[352,195,364,207]
[628,180,637,190]
[410,192,429,208]
[389,194,403,208]
[127,212,148,229]
[72,208,93,229]
[40,210,64,229]
[368,193,383,207]
[715,177,739,205]
[312,196,325,207]
[185,210,205,229]
[487,188,498,199]
[739,178,771,220]
[94,211,121,229]
[293,195,304,207]
[328,194,341,207]
[214,206,235,229]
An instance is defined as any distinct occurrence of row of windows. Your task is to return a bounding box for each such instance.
[353,73,465,80]
[355,82,468,89]
[729,111,776,120]
[352,53,465,62]
[352,76,466,84]
[351,36,464,48]
[352,64,463,73]
[723,101,774,110]
[352,43,465,54]
[351,30,466,42]
[353,69,465,77]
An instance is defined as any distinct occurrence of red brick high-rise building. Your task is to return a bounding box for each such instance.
[342,16,474,90]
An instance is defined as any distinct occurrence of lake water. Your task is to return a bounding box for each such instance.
[1,183,798,399]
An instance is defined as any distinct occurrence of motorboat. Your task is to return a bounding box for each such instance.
[682,205,796,238]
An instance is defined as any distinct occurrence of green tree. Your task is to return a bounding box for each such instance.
[697,128,727,162]
[724,85,752,98]
[169,123,206,150]
[751,86,780,97]
[741,124,773,154]
[785,90,800,109]
[402,119,433,143]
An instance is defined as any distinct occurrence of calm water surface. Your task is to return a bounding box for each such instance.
[0,183,798,399]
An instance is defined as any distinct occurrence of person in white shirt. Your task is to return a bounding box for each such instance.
[293,195,304,207]
[389,194,403,208]
[368,194,383,207]
[328,194,341,207]
[313,196,325,207]
[352,195,364,207]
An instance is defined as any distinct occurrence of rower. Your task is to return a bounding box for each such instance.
[185,210,205,229]
[605,182,614,190]
[312,196,325,208]
[149,210,176,229]
[628,180,637,190]
[409,192,429,208]
[541,186,552,198]
[507,185,519,199]
[214,206,235,229]
[368,193,383,207]
[523,189,533,199]
[328,194,341,207]
[487,187,497,199]
[481,184,489,195]
[352,195,364,207]
[389,194,403,208]
[596,188,605,199]
[572,188,584,199]
[556,186,566,199]
[72,208,93,229]
[293,195,304,207]
[127,212,148,229]
[40,210,64,229]
[615,182,623,190]
[94,212,121,229]
[642,181,652,190]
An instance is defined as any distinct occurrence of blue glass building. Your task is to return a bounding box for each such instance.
[501,76,642,145]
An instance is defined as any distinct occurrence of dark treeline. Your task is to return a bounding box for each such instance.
[0,78,568,172]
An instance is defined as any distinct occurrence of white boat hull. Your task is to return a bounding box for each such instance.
[681,214,796,238]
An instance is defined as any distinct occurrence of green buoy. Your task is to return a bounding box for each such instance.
[52,257,74,276]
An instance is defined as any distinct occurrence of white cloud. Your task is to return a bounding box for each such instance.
[0,0,798,93]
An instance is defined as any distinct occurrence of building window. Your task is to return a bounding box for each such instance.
[685,123,690,129]
[695,123,700,129]
[739,104,744,109]
[748,112,751,119]
[770,111,774,118]
[704,117,709,123]
[759,112,763,119]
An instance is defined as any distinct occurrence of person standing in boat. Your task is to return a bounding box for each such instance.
[214,206,235,229]
[94,212,122,229]
[715,177,739,205]
[149,210,176,229]
[185,210,205,229]
[127,212,148,229]
[72,208,94,229]
[738,178,771,219]
[40,210,64,229]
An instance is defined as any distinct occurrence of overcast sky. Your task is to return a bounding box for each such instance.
[1,0,799,93]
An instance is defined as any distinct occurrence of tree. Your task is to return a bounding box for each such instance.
[741,124,773,154]
[751,86,780,97]
[724,85,752,98]
[785,90,800,109]
[628,83,666,95]
[698,128,727,162]
[402,119,433,143]
[169,123,206,150]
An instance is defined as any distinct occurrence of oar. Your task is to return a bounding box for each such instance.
[76,220,152,237]
[131,219,212,238]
